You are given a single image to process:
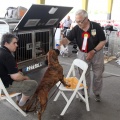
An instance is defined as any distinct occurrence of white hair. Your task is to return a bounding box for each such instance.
[75,9,88,18]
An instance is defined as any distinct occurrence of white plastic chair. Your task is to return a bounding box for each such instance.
[53,59,90,116]
[0,78,27,117]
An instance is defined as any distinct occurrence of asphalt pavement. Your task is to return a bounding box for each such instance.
[0,54,120,120]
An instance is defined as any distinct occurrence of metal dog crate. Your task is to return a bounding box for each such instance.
[0,4,73,72]
[15,30,51,70]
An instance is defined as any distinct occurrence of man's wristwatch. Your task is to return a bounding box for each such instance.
[93,48,97,53]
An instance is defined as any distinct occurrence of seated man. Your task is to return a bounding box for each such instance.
[0,33,38,109]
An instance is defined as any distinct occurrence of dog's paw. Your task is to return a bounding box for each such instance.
[67,83,71,87]
[65,82,71,87]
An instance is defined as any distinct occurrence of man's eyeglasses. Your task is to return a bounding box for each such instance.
[76,17,86,24]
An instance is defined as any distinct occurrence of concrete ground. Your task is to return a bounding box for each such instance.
[0,54,120,120]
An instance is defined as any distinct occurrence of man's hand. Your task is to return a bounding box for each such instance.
[85,40,106,60]
[56,38,70,50]
[60,38,70,46]
[86,50,96,60]
[24,76,30,80]
[19,71,30,80]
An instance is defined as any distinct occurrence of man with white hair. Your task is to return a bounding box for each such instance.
[59,9,106,102]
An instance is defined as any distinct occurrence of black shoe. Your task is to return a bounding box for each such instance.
[95,95,101,102]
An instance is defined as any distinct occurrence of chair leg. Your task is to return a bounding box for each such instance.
[53,91,61,101]
[60,91,76,116]
[60,101,70,116]
[83,79,90,111]
[84,89,90,111]
[0,89,1,100]
[77,92,85,102]
[76,92,80,98]
[54,91,68,102]
[61,91,68,102]
[6,97,27,116]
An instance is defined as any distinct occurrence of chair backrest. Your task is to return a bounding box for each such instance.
[54,59,90,115]
[66,59,88,79]
[56,59,88,89]
[0,78,27,116]
[0,78,8,98]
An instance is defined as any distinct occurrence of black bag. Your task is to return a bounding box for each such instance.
[104,25,113,31]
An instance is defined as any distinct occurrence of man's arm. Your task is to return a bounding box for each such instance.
[93,40,106,52]
[10,72,30,81]
[60,37,71,46]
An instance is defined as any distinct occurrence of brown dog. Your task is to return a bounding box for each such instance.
[26,49,69,120]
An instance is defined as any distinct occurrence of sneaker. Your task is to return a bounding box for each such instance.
[95,95,101,102]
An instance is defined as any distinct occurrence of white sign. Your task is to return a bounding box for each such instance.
[25,62,42,71]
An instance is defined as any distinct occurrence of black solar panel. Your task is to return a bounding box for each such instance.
[13,4,73,31]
